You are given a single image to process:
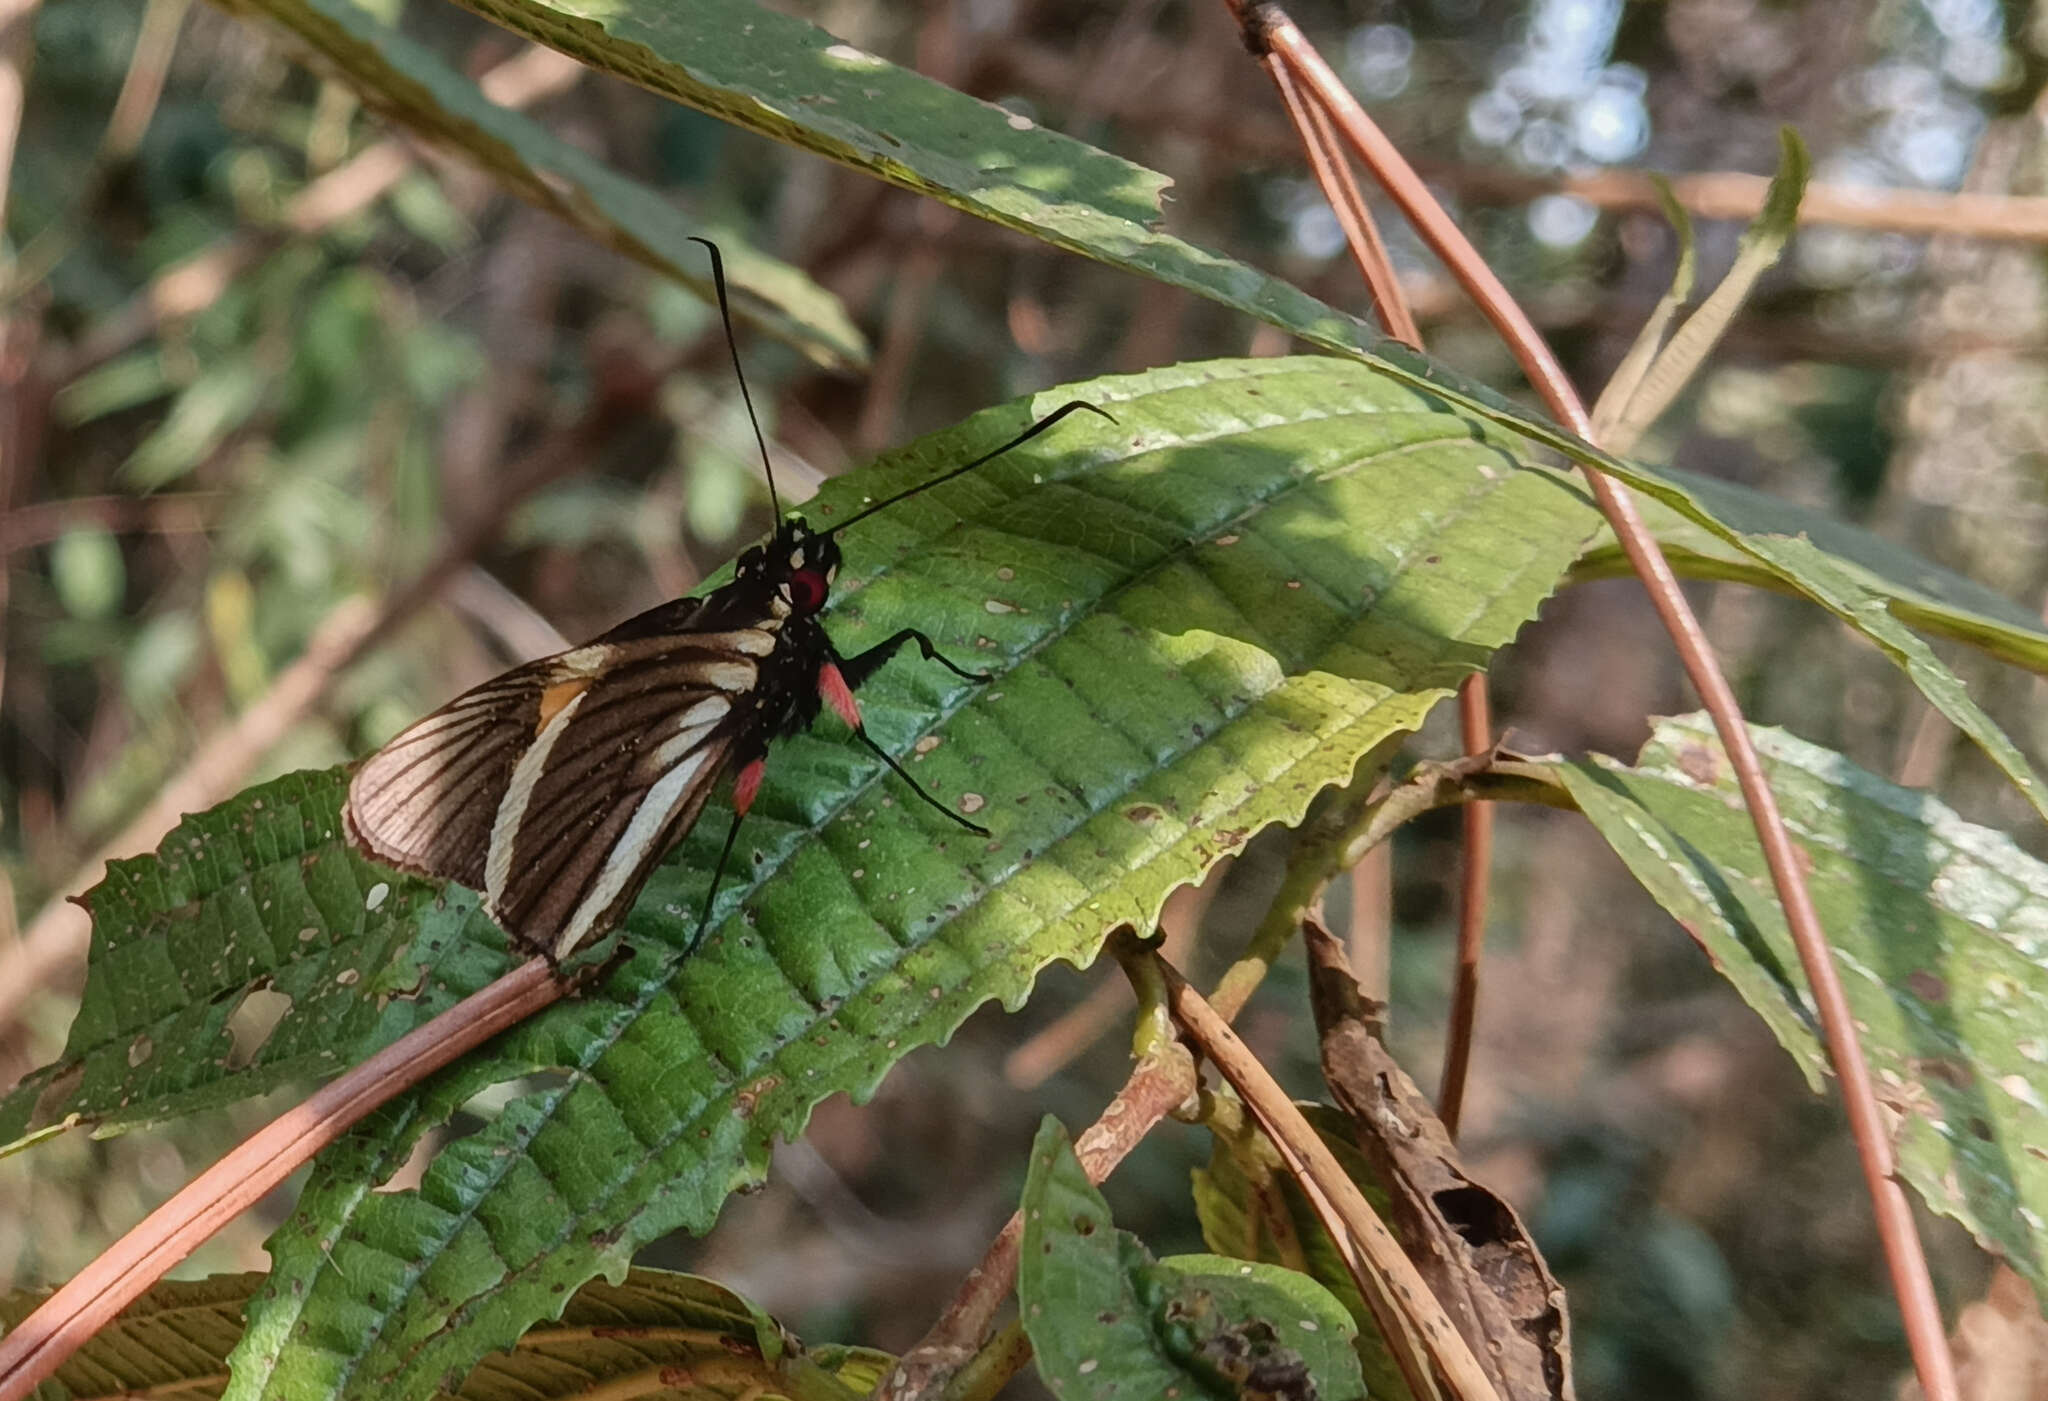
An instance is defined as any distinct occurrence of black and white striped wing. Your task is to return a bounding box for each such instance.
[345,623,779,960]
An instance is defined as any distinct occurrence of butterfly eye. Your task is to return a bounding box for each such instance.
[788,568,829,612]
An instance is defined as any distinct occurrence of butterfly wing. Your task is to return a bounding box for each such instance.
[346,604,785,960]
[342,660,555,893]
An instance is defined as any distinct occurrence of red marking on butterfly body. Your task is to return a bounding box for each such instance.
[734,759,766,814]
[818,661,861,729]
[789,569,829,612]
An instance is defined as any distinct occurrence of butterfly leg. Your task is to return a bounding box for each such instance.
[819,645,990,836]
[836,628,991,688]
[848,726,992,836]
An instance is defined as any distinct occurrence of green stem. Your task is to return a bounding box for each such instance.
[1210,751,1569,1021]
[939,1320,1033,1401]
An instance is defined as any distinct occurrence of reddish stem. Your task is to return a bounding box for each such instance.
[1245,10,1958,1397]
[1438,677,1493,1141]
[0,960,566,1401]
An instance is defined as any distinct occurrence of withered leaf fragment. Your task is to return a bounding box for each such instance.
[1303,917,1574,1401]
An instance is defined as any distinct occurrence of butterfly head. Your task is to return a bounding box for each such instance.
[743,515,840,617]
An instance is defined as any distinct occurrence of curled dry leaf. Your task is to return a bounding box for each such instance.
[1893,1265,2048,1401]
[1302,917,1573,1401]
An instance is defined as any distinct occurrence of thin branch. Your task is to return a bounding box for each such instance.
[1248,26,1495,1135]
[992,39,2048,243]
[1261,56,1414,343]
[1449,160,2048,244]
[1437,680,1493,1141]
[0,493,223,554]
[1244,8,1960,1398]
[1345,843,1392,997]
[102,0,189,160]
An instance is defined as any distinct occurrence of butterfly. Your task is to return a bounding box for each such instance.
[344,239,1109,965]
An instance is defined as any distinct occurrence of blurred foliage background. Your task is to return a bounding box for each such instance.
[4,0,2047,1396]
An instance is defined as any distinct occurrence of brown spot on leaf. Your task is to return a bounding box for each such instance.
[732,1076,781,1119]
[1675,742,1720,786]
[1911,1056,1973,1090]
[1906,970,1949,1004]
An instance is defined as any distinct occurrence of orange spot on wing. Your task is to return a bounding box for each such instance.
[536,678,590,732]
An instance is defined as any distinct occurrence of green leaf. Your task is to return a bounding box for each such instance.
[0,1268,872,1400]
[1577,458,2048,820]
[1736,532,2047,820]
[53,347,170,426]
[1559,713,2048,1298]
[121,354,267,489]
[209,0,866,371]
[1020,1117,1367,1401]
[0,768,506,1144]
[1571,464,2048,675]
[1191,1096,1412,1400]
[11,356,1595,1149]
[1588,174,1695,446]
[50,526,126,621]
[1598,130,1809,452]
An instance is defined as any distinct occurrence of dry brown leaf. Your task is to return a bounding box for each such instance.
[1303,917,1573,1401]
[1894,1265,2048,1401]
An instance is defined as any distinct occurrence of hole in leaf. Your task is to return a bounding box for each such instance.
[224,987,294,1070]
[1433,1184,1516,1247]
[372,1072,568,1193]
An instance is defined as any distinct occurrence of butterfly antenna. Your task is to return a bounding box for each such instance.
[830,399,1115,534]
[689,236,781,519]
